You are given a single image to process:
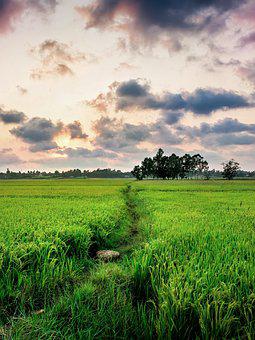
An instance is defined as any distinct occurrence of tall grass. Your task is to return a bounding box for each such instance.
[0,179,131,325]
[2,179,255,338]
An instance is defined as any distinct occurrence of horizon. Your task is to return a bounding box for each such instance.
[1,0,255,172]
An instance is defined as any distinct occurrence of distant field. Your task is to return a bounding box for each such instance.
[1,179,254,338]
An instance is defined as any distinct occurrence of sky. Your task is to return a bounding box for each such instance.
[0,0,255,171]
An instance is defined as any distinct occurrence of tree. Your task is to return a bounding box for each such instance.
[141,157,154,178]
[192,154,209,179]
[222,159,240,180]
[179,154,193,178]
[165,153,181,179]
[131,165,144,180]
[153,148,165,178]
[131,149,211,180]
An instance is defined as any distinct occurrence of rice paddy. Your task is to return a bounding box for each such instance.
[0,179,254,338]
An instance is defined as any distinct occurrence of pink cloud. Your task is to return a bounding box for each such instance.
[239,31,255,47]
[0,0,24,34]
[0,0,57,34]
[234,1,255,25]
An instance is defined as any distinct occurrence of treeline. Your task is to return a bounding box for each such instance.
[1,157,254,180]
[131,148,209,180]
[0,168,132,179]
[131,149,255,180]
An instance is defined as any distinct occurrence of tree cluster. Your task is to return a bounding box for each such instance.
[131,149,209,180]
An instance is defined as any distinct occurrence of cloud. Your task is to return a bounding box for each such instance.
[57,147,117,159]
[9,116,88,152]
[239,31,255,47]
[237,60,255,86]
[184,88,249,115]
[30,39,92,79]
[26,0,58,13]
[0,108,27,124]
[234,1,255,24]
[162,111,184,125]
[31,64,73,79]
[31,146,118,170]
[76,0,245,49]
[215,133,255,146]
[29,141,59,153]
[0,0,24,34]
[66,121,88,140]
[199,118,255,135]
[77,0,243,32]
[16,85,28,95]
[88,79,251,115]
[0,148,23,166]
[92,116,152,152]
[117,79,149,97]
[114,62,137,72]
[92,115,182,153]
[0,0,57,34]
[10,117,62,152]
[150,121,183,145]
[176,117,255,148]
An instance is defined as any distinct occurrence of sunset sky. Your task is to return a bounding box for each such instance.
[0,0,255,171]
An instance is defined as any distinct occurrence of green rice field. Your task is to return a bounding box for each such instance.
[0,179,254,338]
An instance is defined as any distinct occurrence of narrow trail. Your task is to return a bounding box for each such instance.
[116,183,144,255]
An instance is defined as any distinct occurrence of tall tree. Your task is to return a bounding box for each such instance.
[153,148,165,179]
[166,153,181,179]
[131,165,144,180]
[222,159,240,180]
[141,157,154,178]
[180,154,193,178]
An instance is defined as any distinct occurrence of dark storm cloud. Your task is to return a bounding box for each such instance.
[77,0,244,33]
[91,79,251,116]
[0,0,57,34]
[0,108,27,124]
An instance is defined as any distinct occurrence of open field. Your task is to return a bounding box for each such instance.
[0,179,255,338]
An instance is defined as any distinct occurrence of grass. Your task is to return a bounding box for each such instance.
[0,179,131,325]
[0,179,254,338]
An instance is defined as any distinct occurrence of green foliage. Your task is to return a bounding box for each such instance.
[222,159,241,180]
[132,148,209,180]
